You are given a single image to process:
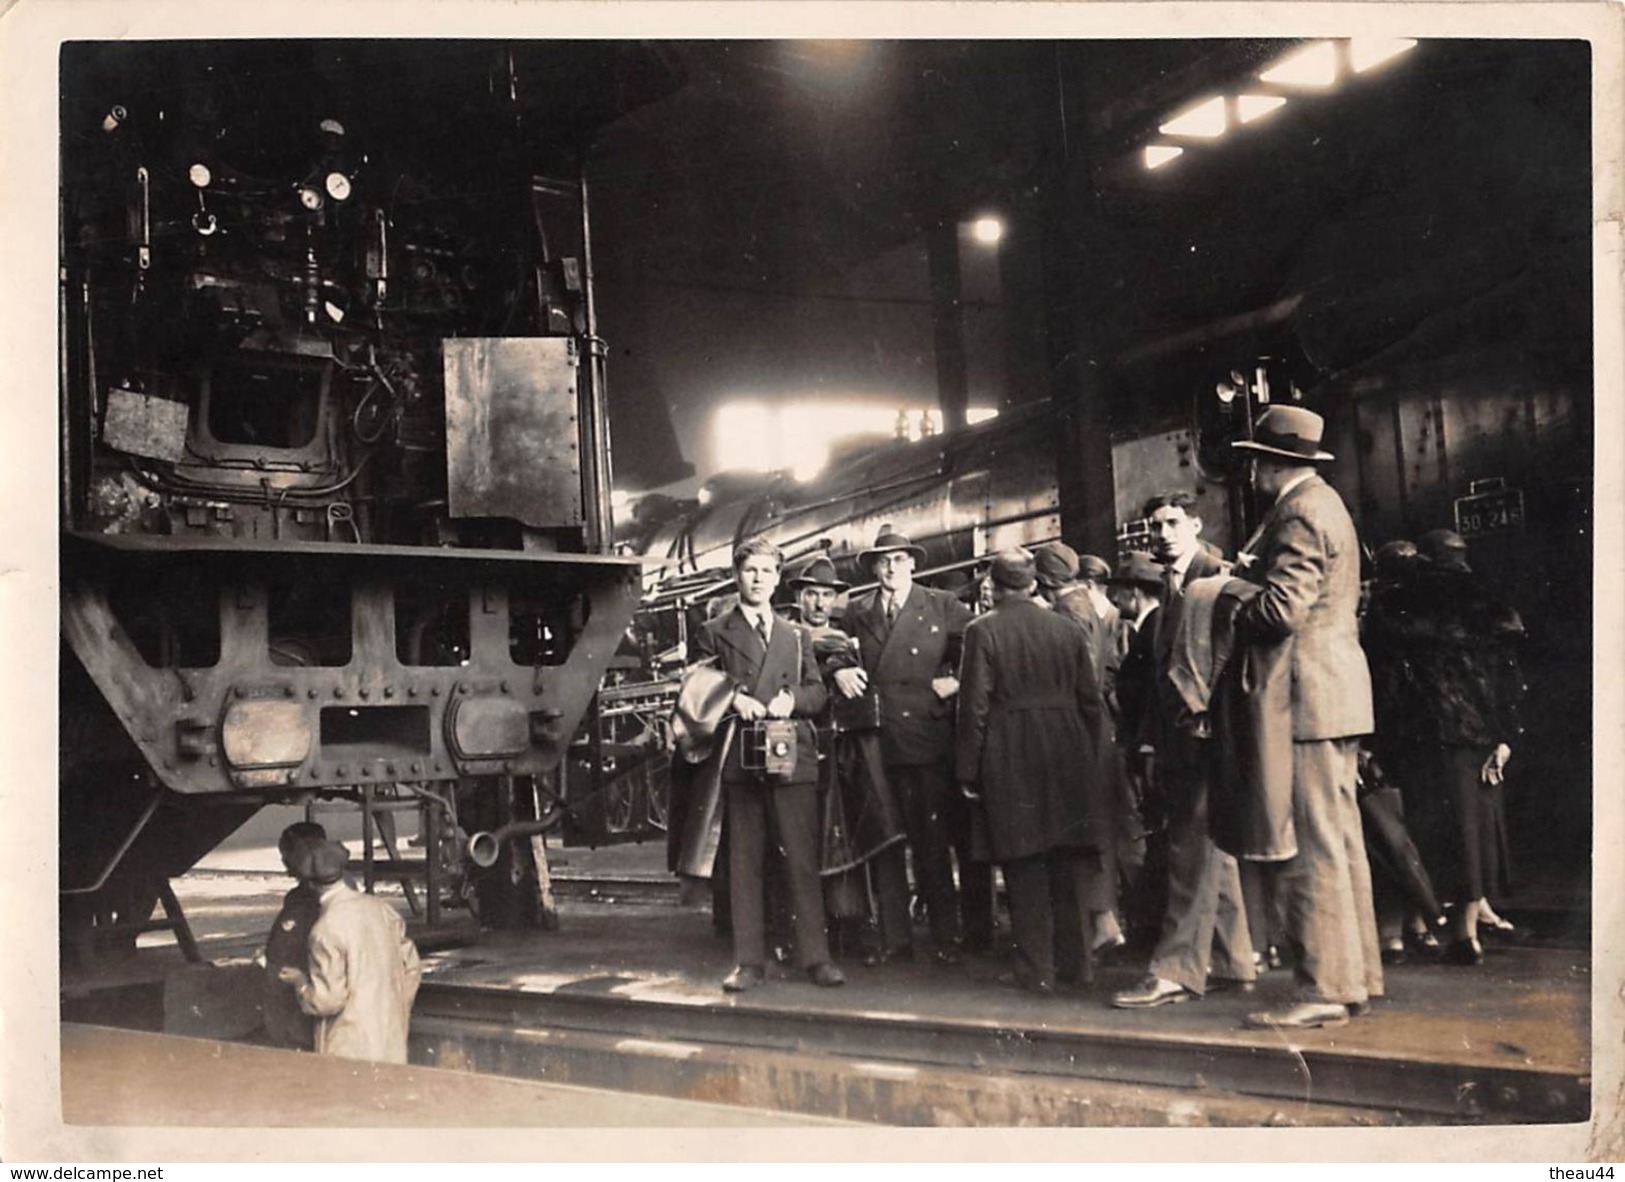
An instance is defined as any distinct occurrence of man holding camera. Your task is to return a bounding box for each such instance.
[691,537,845,993]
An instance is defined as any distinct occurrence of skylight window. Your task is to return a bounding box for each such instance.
[1259,41,1339,88]
[1236,94,1288,124]
[1144,144,1184,170]
[1350,38,1418,73]
[1158,96,1228,138]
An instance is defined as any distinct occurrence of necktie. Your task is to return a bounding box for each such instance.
[884,595,899,624]
[1163,565,1179,602]
[756,612,771,650]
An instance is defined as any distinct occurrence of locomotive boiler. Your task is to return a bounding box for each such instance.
[58,41,681,954]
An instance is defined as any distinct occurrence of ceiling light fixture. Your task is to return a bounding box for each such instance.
[1159,96,1228,138]
[1145,144,1184,170]
[1350,37,1418,73]
[1237,94,1289,124]
[971,216,1005,245]
[1259,41,1339,88]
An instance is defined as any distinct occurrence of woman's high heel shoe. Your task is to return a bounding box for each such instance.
[1442,936,1484,966]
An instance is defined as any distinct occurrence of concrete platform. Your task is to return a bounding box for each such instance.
[110,840,1592,1127]
[410,900,1590,1126]
[61,1023,846,1127]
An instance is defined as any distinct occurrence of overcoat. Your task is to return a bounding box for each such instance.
[843,583,971,767]
[1233,474,1374,740]
[953,596,1109,863]
[296,883,423,1064]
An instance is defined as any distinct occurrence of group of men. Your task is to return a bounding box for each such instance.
[674,404,1384,1030]
[261,823,424,1062]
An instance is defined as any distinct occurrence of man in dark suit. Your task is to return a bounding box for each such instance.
[838,529,978,961]
[1113,492,1257,1009]
[955,549,1110,994]
[1230,406,1381,1029]
[690,537,845,993]
[787,555,913,965]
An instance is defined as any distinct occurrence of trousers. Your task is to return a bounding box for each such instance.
[1277,739,1384,1004]
[725,778,831,969]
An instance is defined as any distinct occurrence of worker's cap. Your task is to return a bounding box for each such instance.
[1034,542,1080,589]
[988,548,1037,591]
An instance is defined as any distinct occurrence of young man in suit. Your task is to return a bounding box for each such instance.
[691,537,845,993]
[1230,406,1381,1029]
[1113,492,1258,1009]
[836,529,980,961]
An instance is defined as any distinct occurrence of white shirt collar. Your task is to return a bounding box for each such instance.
[1275,470,1316,503]
[741,605,773,633]
[1169,550,1195,579]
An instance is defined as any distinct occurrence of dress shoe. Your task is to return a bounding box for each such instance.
[808,962,847,987]
[1243,1002,1350,1030]
[1404,929,1442,956]
[1380,940,1408,967]
[1206,976,1257,995]
[862,945,914,968]
[1112,976,1195,1009]
[721,964,766,993]
[1348,1000,1372,1018]
[1442,937,1484,966]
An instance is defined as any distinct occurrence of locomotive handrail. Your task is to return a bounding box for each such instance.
[61,791,164,896]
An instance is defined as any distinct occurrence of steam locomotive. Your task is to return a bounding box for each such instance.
[57,41,683,954]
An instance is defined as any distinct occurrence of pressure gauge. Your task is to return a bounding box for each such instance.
[324,171,352,202]
[297,185,325,211]
[188,162,212,188]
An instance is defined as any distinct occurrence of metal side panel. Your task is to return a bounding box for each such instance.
[61,535,643,795]
[444,337,584,529]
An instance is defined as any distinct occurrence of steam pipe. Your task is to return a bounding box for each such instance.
[466,814,563,870]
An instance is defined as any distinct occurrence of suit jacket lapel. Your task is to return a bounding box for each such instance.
[719,607,764,685]
[873,585,914,671]
[752,614,796,699]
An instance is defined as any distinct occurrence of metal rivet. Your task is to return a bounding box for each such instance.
[408,686,418,697]
[386,764,397,776]
[234,686,247,698]
[308,688,319,699]
[359,687,370,699]
[360,766,372,777]
[384,686,395,699]
[334,688,346,699]
[500,681,510,694]
[336,766,348,778]
[284,685,296,698]
[410,762,422,774]
[459,683,470,695]
[431,686,441,697]
[432,762,441,772]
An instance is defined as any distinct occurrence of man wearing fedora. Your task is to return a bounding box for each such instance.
[278,840,423,1064]
[838,528,979,961]
[955,548,1111,994]
[1229,405,1382,1030]
[691,537,845,993]
[788,555,913,965]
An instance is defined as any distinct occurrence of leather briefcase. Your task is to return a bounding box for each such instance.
[832,688,882,733]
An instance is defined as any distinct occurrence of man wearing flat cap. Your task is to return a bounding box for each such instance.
[955,549,1111,994]
[789,555,913,965]
[278,841,423,1063]
[839,528,977,961]
[1036,541,1128,954]
[1227,405,1382,1030]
